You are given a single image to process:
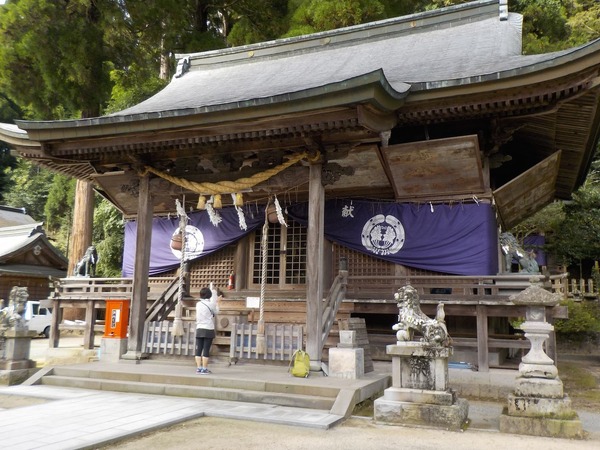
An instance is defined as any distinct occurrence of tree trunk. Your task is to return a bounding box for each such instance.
[64,179,95,321]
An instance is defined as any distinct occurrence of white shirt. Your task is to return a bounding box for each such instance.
[195,290,219,330]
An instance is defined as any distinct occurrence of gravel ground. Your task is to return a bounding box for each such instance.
[99,415,599,450]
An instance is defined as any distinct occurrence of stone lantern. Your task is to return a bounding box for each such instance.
[499,278,583,438]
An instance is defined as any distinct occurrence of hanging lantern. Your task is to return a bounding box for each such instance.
[267,203,279,223]
[197,195,207,210]
[170,230,183,251]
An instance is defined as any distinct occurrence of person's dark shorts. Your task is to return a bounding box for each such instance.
[195,328,215,338]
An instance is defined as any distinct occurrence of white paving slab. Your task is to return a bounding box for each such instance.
[0,384,342,449]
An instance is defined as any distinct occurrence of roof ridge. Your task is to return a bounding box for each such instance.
[176,0,502,67]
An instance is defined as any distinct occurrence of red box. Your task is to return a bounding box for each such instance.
[104,299,130,338]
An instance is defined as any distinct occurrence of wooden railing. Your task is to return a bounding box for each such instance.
[566,278,599,300]
[46,276,178,350]
[145,277,182,324]
[343,273,567,302]
[321,268,348,345]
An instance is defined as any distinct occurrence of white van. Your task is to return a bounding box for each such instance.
[24,301,52,338]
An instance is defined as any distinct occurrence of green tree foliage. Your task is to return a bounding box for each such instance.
[0,143,16,203]
[226,0,289,46]
[284,0,386,37]
[0,0,118,119]
[105,65,168,114]
[2,159,53,220]
[550,176,600,266]
[44,174,75,234]
[92,199,124,277]
[566,0,600,46]
[512,0,572,53]
[554,299,600,335]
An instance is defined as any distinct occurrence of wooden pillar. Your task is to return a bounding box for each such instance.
[306,163,324,367]
[49,299,62,349]
[234,238,248,290]
[476,305,489,372]
[83,300,96,350]
[123,174,153,360]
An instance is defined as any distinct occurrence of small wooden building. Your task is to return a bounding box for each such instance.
[0,205,68,303]
[1,1,599,370]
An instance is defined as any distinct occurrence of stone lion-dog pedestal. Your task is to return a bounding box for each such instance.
[374,285,468,430]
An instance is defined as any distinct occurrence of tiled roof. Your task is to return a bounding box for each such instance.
[0,206,36,228]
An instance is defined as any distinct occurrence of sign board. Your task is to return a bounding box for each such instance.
[246,296,260,309]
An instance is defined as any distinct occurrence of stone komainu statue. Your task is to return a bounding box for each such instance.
[0,286,29,329]
[74,245,98,277]
[499,232,539,274]
[392,285,449,345]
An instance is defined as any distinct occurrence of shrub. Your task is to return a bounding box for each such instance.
[554,299,600,334]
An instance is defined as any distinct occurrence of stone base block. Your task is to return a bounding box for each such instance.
[507,393,575,417]
[519,362,558,379]
[382,386,455,406]
[329,347,364,379]
[499,413,583,439]
[0,367,38,386]
[374,396,468,431]
[514,376,564,398]
[100,337,128,362]
[0,359,36,371]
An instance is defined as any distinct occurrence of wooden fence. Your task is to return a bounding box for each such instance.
[144,320,196,356]
[566,278,599,300]
[229,323,304,362]
[143,320,304,362]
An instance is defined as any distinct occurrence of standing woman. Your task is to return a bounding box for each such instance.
[195,285,221,374]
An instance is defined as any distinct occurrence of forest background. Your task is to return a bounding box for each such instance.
[0,0,599,292]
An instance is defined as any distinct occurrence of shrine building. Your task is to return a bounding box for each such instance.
[1,0,599,371]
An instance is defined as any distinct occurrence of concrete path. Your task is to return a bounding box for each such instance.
[0,384,345,450]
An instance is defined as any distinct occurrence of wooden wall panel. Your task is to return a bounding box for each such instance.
[381,135,485,200]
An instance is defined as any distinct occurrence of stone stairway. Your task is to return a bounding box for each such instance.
[37,365,339,411]
[24,359,391,429]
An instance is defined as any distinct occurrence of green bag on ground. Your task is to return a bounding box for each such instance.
[289,349,310,378]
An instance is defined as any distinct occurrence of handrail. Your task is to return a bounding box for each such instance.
[343,273,568,301]
[145,277,182,323]
[321,269,348,345]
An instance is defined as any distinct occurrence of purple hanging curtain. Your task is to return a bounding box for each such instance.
[122,206,265,276]
[287,199,498,276]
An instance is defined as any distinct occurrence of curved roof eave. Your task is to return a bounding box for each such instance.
[0,122,39,148]
[15,70,410,139]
